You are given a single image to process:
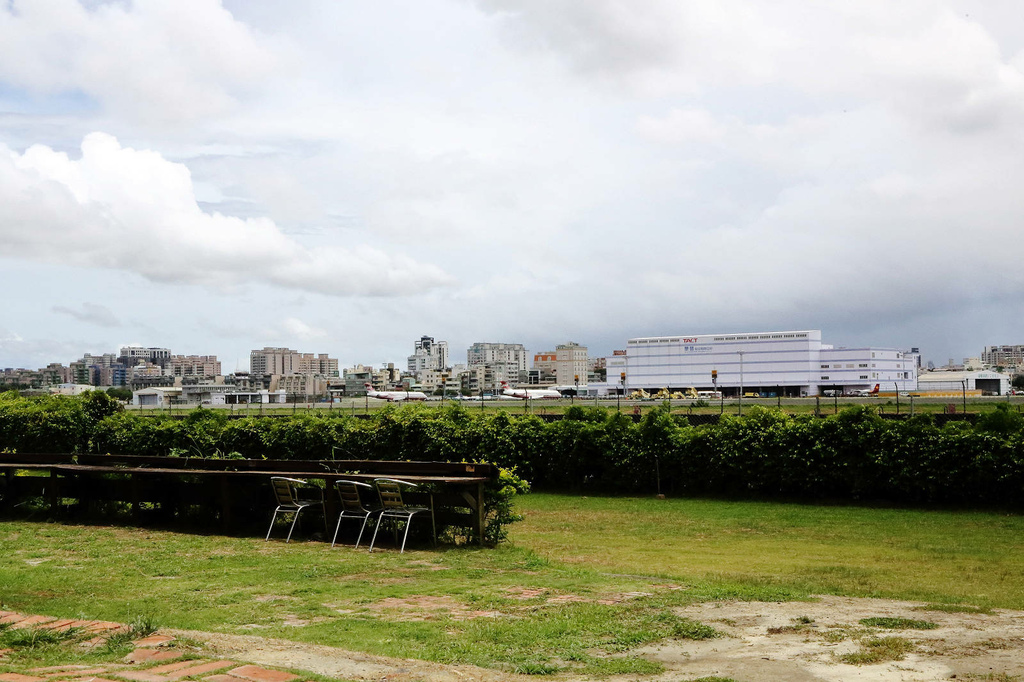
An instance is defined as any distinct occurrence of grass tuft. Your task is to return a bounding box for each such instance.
[839,636,916,665]
[0,626,77,650]
[127,614,159,638]
[859,616,938,630]
[513,661,561,675]
[672,618,719,640]
[914,603,993,615]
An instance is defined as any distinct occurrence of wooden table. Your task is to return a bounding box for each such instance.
[0,456,494,545]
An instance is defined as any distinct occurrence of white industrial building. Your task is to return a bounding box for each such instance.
[916,370,1009,396]
[624,330,917,397]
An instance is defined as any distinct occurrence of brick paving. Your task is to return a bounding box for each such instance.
[0,613,312,682]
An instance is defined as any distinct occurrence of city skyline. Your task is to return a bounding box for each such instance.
[4,1,1024,371]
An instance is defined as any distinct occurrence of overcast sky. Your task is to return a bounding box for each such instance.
[3,0,1023,372]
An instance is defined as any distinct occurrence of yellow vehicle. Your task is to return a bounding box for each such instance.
[629,388,650,400]
[743,392,759,398]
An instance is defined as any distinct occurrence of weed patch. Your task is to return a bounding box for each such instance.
[859,616,938,630]
[915,603,994,615]
[839,636,916,665]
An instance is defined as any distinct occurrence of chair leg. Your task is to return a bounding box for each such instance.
[368,514,384,552]
[331,511,345,548]
[286,508,302,543]
[265,507,280,541]
[354,514,370,549]
[399,512,413,553]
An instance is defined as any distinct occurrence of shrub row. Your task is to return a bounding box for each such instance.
[3,391,1024,507]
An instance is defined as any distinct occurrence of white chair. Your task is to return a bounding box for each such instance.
[331,480,381,549]
[265,477,323,542]
[369,478,435,553]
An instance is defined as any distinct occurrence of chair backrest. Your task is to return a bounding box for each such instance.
[270,477,305,505]
[374,478,416,510]
[336,480,374,512]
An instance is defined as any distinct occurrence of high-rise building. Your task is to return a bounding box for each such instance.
[982,345,1024,370]
[466,342,527,390]
[407,336,449,376]
[167,355,222,378]
[118,347,171,368]
[250,348,338,377]
[555,342,588,387]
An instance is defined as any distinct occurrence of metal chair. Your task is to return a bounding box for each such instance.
[331,480,382,548]
[369,478,436,553]
[265,477,324,542]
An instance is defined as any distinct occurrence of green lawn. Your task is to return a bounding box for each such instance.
[512,494,1024,608]
[1,493,1022,675]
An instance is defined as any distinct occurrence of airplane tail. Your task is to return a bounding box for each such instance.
[871,384,880,394]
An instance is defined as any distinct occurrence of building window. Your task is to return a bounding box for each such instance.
[860,375,868,379]
[821,376,829,380]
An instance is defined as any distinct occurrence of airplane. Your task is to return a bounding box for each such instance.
[500,380,562,400]
[364,383,428,402]
[849,384,880,397]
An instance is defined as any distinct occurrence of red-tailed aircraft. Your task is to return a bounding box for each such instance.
[850,384,880,397]
[500,380,562,400]
[364,383,428,402]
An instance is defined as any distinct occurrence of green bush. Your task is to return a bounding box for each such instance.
[3,394,1024,508]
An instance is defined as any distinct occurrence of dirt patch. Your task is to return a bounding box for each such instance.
[366,595,504,621]
[170,628,533,682]
[632,595,1024,681]
[505,586,655,606]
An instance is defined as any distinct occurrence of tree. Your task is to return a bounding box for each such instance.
[1012,374,1024,390]
[106,387,133,401]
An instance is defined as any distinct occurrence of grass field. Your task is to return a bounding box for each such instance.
[512,494,1024,608]
[1,493,1022,675]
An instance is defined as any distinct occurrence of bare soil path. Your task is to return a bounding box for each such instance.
[631,596,1024,682]
[4,598,1023,682]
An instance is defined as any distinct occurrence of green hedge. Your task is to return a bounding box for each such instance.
[3,391,1024,507]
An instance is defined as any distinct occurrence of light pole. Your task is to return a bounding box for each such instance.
[737,351,745,416]
[618,371,624,413]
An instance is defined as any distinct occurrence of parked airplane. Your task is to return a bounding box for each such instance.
[364,383,428,402]
[850,384,880,397]
[500,381,562,400]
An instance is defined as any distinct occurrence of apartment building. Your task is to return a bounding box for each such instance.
[466,342,527,390]
[555,342,588,387]
[118,347,171,368]
[407,336,449,376]
[167,355,222,378]
[982,345,1024,370]
[250,347,338,377]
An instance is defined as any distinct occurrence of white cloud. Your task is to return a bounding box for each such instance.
[636,108,727,144]
[52,302,121,328]
[0,133,455,296]
[0,0,278,123]
[282,317,327,341]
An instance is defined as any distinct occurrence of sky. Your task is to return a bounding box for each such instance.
[2,0,1024,372]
